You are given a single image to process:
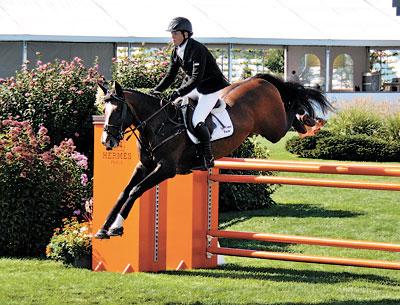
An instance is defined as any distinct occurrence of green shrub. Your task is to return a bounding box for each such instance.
[326,106,384,137]
[287,102,400,162]
[285,129,331,158]
[0,119,92,257]
[286,132,400,162]
[46,217,91,267]
[112,47,184,89]
[219,137,278,212]
[386,113,400,141]
[0,57,102,159]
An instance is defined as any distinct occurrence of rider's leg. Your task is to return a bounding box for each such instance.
[194,122,214,168]
[186,88,199,101]
[192,90,221,168]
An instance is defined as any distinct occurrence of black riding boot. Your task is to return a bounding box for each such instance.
[194,122,214,169]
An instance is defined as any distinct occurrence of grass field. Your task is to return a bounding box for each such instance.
[0,132,399,305]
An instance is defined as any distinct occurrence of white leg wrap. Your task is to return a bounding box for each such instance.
[110,214,124,229]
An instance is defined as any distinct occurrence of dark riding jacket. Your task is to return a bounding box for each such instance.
[154,38,229,96]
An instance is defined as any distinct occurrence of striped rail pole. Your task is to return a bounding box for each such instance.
[208,246,400,270]
[206,158,400,270]
[208,230,400,252]
[214,160,400,177]
[209,174,400,191]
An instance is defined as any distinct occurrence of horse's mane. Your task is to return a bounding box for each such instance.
[252,73,332,117]
[124,88,157,99]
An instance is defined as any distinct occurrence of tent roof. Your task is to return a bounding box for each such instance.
[1,0,399,46]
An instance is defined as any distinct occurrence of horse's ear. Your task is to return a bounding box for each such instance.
[97,82,108,95]
[113,81,124,97]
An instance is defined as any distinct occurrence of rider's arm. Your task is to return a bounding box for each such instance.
[175,47,206,97]
[154,52,180,92]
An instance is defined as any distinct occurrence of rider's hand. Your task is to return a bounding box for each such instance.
[169,90,180,101]
[149,89,162,97]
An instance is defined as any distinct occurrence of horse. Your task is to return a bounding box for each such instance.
[94,73,333,238]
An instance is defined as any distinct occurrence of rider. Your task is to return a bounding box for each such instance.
[152,17,229,169]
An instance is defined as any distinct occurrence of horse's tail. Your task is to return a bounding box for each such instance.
[253,73,333,118]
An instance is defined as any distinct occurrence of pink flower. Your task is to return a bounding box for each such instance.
[2,119,12,126]
[73,209,81,215]
[24,92,31,97]
[11,146,23,153]
[5,152,13,161]
[76,90,84,95]
[80,174,88,186]
[85,199,93,214]
[20,171,27,178]
[41,151,53,164]
[74,132,79,137]
[38,125,48,135]
[72,152,88,169]
[43,136,50,144]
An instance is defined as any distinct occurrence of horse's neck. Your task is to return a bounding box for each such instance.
[127,91,161,122]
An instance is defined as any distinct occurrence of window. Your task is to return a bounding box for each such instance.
[299,54,322,89]
[332,54,354,91]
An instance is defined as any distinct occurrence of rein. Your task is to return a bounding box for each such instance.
[106,93,184,158]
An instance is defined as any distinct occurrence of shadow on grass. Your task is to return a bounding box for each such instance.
[219,203,363,229]
[218,240,296,253]
[164,300,400,305]
[163,263,399,286]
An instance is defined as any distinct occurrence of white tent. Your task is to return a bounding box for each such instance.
[0,0,399,80]
[0,0,399,46]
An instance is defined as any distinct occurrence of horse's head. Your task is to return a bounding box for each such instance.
[97,81,131,150]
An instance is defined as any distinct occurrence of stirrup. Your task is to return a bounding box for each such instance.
[204,156,215,169]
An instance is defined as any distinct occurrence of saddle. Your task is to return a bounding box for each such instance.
[177,96,234,144]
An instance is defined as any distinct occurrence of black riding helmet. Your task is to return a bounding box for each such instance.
[167,17,193,33]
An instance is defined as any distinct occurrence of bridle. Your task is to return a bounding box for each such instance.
[103,94,133,143]
[103,91,181,158]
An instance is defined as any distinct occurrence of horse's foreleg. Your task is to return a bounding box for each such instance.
[95,162,153,238]
[119,161,176,219]
[106,161,176,235]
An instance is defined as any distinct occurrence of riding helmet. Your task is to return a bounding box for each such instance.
[167,17,193,33]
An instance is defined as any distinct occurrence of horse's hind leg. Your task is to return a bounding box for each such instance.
[107,161,176,236]
[94,162,153,239]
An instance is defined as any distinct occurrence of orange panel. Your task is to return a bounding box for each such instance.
[165,170,217,270]
[92,119,164,272]
[92,117,217,272]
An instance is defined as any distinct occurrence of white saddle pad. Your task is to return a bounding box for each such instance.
[180,98,234,144]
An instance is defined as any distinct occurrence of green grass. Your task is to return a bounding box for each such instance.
[1,132,399,305]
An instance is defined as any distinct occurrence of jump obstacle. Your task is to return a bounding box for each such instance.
[92,117,400,272]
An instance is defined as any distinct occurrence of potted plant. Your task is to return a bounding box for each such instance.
[46,217,92,268]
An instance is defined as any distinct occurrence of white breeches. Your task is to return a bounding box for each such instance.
[186,88,221,127]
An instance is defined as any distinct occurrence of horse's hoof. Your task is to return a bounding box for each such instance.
[108,227,124,237]
[301,114,316,127]
[93,229,110,239]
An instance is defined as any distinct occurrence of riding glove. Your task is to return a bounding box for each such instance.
[169,90,180,101]
[149,89,162,97]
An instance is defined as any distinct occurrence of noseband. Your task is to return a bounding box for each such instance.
[103,95,131,142]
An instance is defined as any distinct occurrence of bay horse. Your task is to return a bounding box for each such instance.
[94,73,333,238]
